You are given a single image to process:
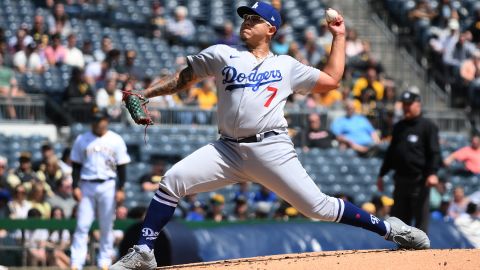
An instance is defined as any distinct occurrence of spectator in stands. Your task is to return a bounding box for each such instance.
[31,14,47,45]
[447,186,469,219]
[47,2,72,37]
[408,0,436,43]
[36,34,50,68]
[165,6,196,45]
[85,49,121,89]
[186,78,217,124]
[460,51,480,114]
[24,208,49,266]
[443,32,477,79]
[254,185,277,203]
[0,189,10,219]
[316,20,333,52]
[444,133,480,175]
[429,19,460,59]
[13,42,45,74]
[94,36,113,62]
[217,20,240,46]
[206,193,226,222]
[287,41,308,64]
[377,87,441,233]
[371,195,393,219]
[33,143,55,171]
[45,33,67,67]
[271,30,290,55]
[315,86,343,108]
[8,184,31,219]
[9,25,33,54]
[113,205,128,247]
[432,0,459,29]
[345,28,365,59]
[47,206,71,268]
[139,159,165,192]
[64,67,94,104]
[303,112,335,150]
[96,75,123,121]
[454,202,480,247]
[7,152,37,190]
[36,155,64,190]
[185,201,206,222]
[150,0,166,38]
[81,40,95,66]
[467,7,480,44]
[28,182,51,219]
[0,53,18,119]
[233,182,255,206]
[58,147,72,176]
[300,27,325,67]
[253,201,271,219]
[361,202,376,215]
[177,193,200,218]
[65,33,85,68]
[352,67,384,102]
[47,176,76,218]
[331,99,380,156]
[228,196,250,221]
[274,201,300,221]
[0,50,15,96]
[346,41,384,77]
[379,79,402,140]
[117,50,144,82]
[0,156,7,191]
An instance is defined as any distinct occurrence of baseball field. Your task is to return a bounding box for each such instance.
[158,249,480,270]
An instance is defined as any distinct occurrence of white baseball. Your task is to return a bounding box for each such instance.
[325,9,338,23]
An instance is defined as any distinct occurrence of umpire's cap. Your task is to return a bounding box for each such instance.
[400,86,421,103]
[237,1,281,30]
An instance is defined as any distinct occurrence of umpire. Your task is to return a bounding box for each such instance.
[377,87,441,233]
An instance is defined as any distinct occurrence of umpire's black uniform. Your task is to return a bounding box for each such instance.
[378,90,441,233]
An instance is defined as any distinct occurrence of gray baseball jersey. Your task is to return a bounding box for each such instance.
[158,44,343,223]
[187,44,320,138]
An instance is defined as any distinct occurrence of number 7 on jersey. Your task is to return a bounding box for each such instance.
[264,86,278,107]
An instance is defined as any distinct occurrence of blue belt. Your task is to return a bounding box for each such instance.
[221,131,279,143]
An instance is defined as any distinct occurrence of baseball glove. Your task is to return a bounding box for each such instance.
[122,82,154,126]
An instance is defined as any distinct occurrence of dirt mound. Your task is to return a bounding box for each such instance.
[159,249,479,270]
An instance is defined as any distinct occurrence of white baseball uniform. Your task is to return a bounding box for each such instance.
[159,44,344,222]
[70,130,131,269]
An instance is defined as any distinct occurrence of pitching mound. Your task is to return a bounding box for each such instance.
[159,249,479,270]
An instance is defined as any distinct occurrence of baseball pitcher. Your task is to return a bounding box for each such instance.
[113,2,430,270]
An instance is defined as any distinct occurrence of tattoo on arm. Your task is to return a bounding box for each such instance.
[144,65,198,98]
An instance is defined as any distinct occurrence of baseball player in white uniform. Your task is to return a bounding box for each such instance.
[70,112,131,270]
[111,2,430,270]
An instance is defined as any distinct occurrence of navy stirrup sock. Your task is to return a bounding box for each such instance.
[137,189,178,250]
[337,199,388,237]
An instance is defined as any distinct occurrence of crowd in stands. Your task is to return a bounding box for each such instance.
[0,0,479,266]
[381,0,480,127]
[0,129,479,265]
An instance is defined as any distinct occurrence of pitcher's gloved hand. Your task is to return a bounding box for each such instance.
[122,81,154,126]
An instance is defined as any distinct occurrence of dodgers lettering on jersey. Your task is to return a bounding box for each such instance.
[187,44,320,138]
[70,130,131,180]
[221,66,283,91]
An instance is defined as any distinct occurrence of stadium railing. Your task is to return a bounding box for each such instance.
[0,95,46,123]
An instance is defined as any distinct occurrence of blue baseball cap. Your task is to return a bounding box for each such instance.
[237,1,282,30]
